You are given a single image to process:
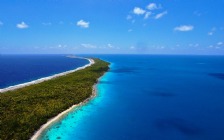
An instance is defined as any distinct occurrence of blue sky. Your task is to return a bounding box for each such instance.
[0,0,224,54]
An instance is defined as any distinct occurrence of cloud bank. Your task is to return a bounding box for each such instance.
[77,20,89,28]
[155,11,167,19]
[133,7,146,15]
[17,22,29,29]
[147,3,159,10]
[174,25,194,31]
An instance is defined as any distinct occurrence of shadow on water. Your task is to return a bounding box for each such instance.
[98,80,114,85]
[209,73,224,80]
[155,117,203,135]
[151,91,176,97]
[142,89,176,97]
[109,67,138,73]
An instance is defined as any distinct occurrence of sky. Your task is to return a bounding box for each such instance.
[0,0,224,54]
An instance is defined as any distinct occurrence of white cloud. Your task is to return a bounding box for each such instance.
[174,25,194,31]
[217,42,223,45]
[155,11,167,19]
[133,7,146,15]
[81,44,97,48]
[147,3,159,10]
[208,27,216,36]
[107,44,120,49]
[17,22,29,29]
[58,44,67,48]
[144,12,152,19]
[188,43,199,47]
[107,44,113,48]
[77,20,89,28]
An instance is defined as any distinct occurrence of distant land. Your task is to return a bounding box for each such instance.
[0,58,109,140]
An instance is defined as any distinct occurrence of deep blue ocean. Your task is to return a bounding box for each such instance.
[36,55,224,140]
[0,55,89,89]
[1,55,224,140]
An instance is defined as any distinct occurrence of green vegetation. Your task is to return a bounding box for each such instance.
[0,58,109,140]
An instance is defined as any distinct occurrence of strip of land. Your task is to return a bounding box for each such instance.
[30,83,98,140]
[0,58,94,93]
[0,58,109,140]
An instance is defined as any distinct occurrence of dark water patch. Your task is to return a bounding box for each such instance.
[98,80,113,85]
[151,91,176,97]
[142,89,176,97]
[56,126,60,128]
[56,136,61,139]
[45,136,49,140]
[109,67,138,73]
[155,118,203,135]
[209,73,224,80]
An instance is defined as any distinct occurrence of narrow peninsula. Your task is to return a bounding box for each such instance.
[0,58,110,140]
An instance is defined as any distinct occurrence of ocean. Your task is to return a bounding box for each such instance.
[38,55,224,140]
[0,55,89,89]
[1,55,224,140]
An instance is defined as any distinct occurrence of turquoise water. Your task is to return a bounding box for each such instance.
[39,55,224,140]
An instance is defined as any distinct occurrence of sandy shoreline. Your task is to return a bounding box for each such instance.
[0,57,94,93]
[30,65,106,140]
[30,84,98,140]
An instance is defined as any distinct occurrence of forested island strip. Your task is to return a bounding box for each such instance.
[0,58,110,140]
[0,58,94,93]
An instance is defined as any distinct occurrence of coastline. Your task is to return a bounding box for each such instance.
[30,71,106,140]
[0,57,94,93]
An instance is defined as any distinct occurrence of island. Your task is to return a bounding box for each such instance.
[0,58,110,140]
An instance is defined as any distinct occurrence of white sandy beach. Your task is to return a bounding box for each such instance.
[0,57,102,140]
[30,84,97,140]
[30,63,107,140]
[0,58,94,93]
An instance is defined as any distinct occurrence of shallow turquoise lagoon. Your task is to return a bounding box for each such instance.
[40,55,224,140]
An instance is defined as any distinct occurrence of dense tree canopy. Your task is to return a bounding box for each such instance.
[0,58,109,140]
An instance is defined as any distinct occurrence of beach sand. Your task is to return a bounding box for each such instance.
[0,57,104,140]
[30,60,107,140]
[30,84,97,140]
[0,58,94,93]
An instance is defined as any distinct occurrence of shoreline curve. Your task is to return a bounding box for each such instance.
[30,84,98,140]
[30,62,107,140]
[0,57,94,93]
